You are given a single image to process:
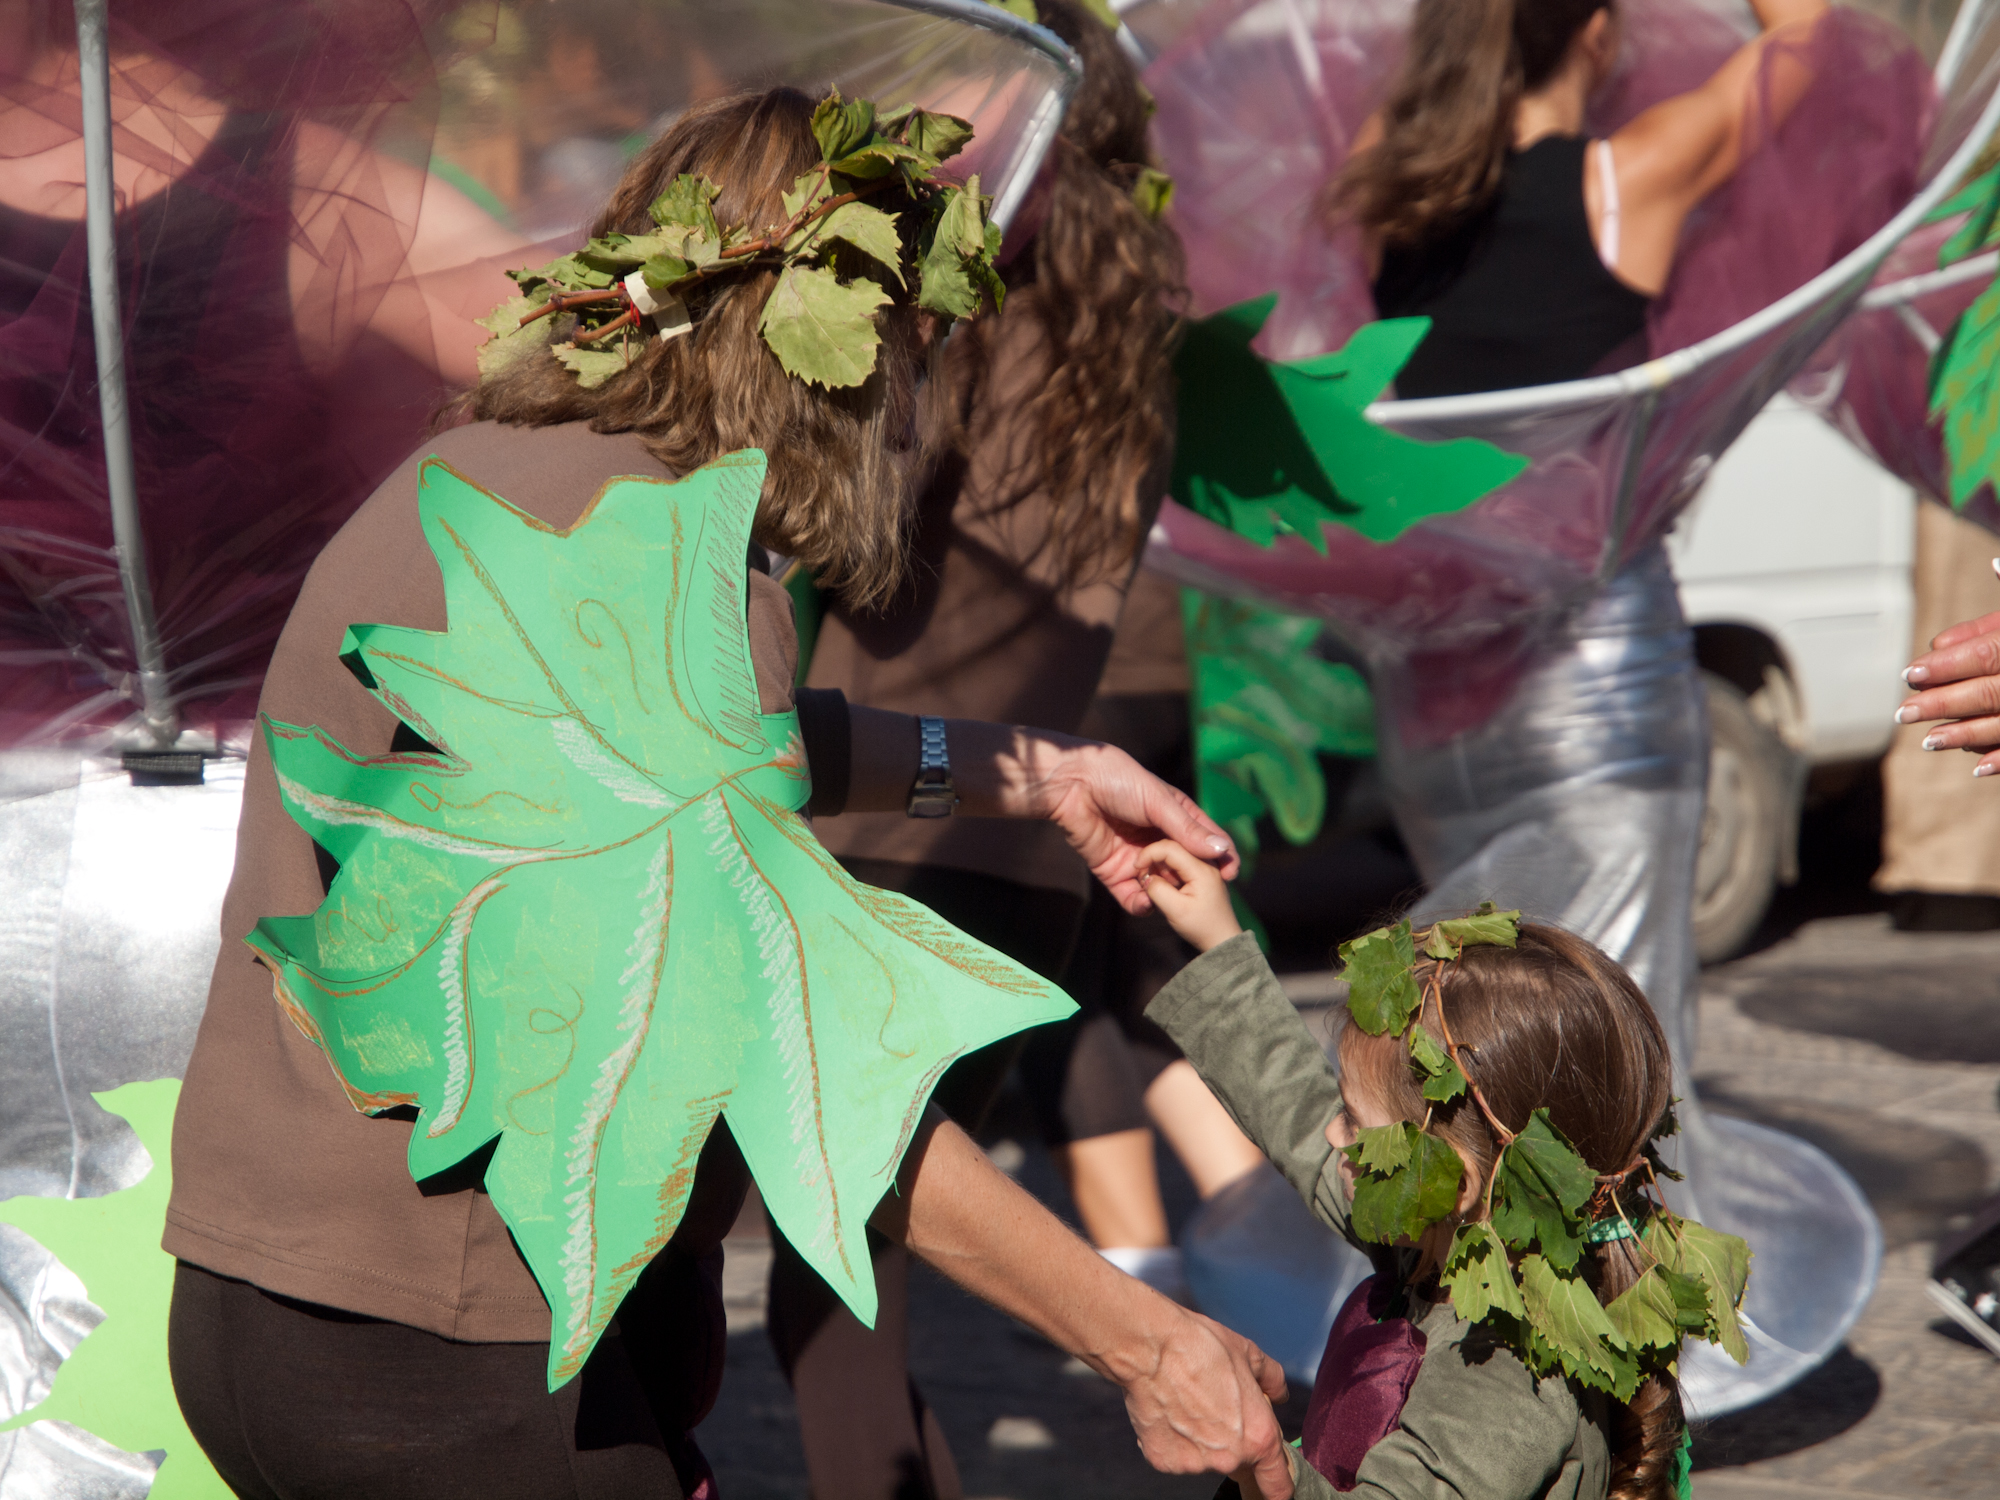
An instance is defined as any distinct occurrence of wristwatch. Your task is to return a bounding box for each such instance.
[906,715,958,819]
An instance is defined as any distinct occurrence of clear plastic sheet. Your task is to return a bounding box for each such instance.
[0,4,1076,1491]
[1130,0,1990,744]
[0,0,1074,752]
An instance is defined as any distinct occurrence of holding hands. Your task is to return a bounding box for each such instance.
[1140,838,1247,951]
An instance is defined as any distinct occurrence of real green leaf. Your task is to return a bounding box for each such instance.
[1338,920,1420,1035]
[1442,1221,1526,1324]
[1657,1265,1712,1331]
[1603,1267,1682,1353]
[901,107,975,162]
[1519,1253,1627,1385]
[1350,1128,1463,1245]
[474,292,555,379]
[806,201,906,286]
[1433,905,1521,952]
[1646,1217,1752,1365]
[1407,1023,1469,1102]
[812,90,877,164]
[831,139,937,180]
[649,173,723,243]
[552,340,636,389]
[640,254,694,292]
[758,263,892,389]
[1490,1111,1593,1270]
[1347,1120,1414,1176]
[1132,165,1175,222]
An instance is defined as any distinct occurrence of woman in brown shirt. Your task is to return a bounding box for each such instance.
[777,10,1205,1496]
[161,88,1293,1500]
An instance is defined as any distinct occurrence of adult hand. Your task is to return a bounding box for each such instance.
[1895,597,2000,777]
[878,1112,1291,1495]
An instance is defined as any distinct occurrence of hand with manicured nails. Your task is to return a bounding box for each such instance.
[1139,838,1245,952]
[1895,567,2000,778]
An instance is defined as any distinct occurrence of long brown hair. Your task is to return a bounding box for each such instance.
[467,89,931,609]
[1332,0,1609,246]
[938,0,1185,586]
[1341,923,1685,1500]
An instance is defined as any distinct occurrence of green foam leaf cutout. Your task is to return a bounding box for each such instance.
[246,451,1073,1390]
[1170,297,1528,547]
[0,1081,232,1497]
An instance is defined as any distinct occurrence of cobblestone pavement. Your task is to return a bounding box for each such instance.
[696,909,2000,1499]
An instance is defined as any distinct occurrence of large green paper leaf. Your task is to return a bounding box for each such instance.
[247,451,1072,1389]
[1170,297,1528,547]
[0,1082,231,1497]
[1924,164,2000,510]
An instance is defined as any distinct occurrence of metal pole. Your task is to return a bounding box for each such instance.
[74,0,176,748]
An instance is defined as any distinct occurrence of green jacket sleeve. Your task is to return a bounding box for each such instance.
[1143,931,1351,1237]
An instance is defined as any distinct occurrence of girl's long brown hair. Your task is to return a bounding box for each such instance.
[937,0,1185,586]
[1341,923,1685,1500]
[465,89,930,609]
[1332,0,1610,246]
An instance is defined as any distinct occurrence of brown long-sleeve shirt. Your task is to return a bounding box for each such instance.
[164,422,831,1341]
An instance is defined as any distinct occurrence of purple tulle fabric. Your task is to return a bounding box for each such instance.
[1130,0,1961,741]
[1300,1274,1427,1491]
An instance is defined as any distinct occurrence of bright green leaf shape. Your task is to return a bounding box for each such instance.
[1519,1253,1627,1381]
[0,1080,231,1498]
[1442,1221,1526,1324]
[1408,1023,1468,1102]
[1347,1121,1414,1176]
[759,264,892,389]
[1170,296,1528,546]
[1929,274,2000,511]
[1351,1128,1463,1244]
[245,452,1072,1390]
[1338,919,1419,1035]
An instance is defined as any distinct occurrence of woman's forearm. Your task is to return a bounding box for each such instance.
[874,1110,1295,1495]
[843,705,1086,817]
[1750,0,1826,32]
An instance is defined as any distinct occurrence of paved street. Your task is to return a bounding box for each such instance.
[696,823,2000,1499]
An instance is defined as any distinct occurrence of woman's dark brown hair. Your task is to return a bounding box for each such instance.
[1340,922,1685,1500]
[938,0,1185,585]
[467,88,930,609]
[1332,0,1610,246]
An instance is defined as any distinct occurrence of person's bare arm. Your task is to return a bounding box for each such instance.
[875,1110,1293,1496]
[1608,0,1827,290]
[842,705,1239,912]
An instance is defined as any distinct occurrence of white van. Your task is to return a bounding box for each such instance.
[1668,394,1916,958]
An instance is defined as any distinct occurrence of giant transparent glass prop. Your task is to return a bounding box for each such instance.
[1125,0,2000,1416]
[0,4,1078,1494]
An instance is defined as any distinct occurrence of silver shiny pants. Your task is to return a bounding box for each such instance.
[1382,546,1881,1416]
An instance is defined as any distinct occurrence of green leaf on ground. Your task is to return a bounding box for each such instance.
[1443,1221,1526,1324]
[1351,1129,1463,1245]
[1338,920,1419,1035]
[1407,1023,1469,1102]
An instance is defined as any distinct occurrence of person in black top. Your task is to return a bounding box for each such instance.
[1337,0,1829,398]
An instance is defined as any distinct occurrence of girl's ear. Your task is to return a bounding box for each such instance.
[1452,1140,1485,1217]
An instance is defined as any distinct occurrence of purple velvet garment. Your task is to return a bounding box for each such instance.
[1300,1274,1428,1491]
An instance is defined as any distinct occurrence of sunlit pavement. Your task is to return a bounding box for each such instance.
[698,908,2000,1499]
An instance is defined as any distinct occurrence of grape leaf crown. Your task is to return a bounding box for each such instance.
[1338,906,1753,1401]
[476,91,1003,392]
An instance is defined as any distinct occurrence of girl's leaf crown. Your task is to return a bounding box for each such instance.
[1339,905,1753,1400]
[476,91,1002,392]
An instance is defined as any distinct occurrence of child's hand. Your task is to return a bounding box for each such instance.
[1139,840,1243,953]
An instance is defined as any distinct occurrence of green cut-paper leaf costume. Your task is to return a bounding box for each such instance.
[0,1080,232,1498]
[247,449,1074,1389]
[1926,162,2000,511]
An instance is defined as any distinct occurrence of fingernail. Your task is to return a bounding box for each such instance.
[1978,763,1996,778]
[1924,733,1946,750]
[1905,665,1929,684]
[1208,836,1229,852]
[1992,557,1999,579]
[1895,704,1917,724]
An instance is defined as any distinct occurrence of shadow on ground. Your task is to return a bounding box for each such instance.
[1691,1346,1881,1469]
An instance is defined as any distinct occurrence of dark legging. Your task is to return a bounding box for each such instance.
[765,859,1085,1500]
[169,1249,723,1500]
